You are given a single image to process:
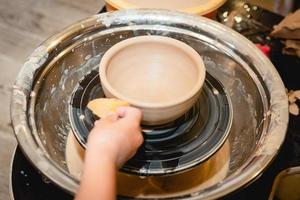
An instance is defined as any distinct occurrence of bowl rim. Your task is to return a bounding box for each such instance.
[99,35,206,108]
[105,0,227,15]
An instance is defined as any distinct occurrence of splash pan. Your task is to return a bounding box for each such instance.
[11,9,288,200]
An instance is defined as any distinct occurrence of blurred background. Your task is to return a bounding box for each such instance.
[250,0,299,15]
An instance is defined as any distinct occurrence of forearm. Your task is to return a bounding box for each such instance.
[75,107,143,200]
[75,147,117,200]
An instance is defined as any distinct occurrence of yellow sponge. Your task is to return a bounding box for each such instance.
[87,98,129,118]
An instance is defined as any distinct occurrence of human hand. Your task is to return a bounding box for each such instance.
[86,106,143,168]
[76,107,142,200]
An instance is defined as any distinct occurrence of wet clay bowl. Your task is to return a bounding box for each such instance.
[99,35,206,125]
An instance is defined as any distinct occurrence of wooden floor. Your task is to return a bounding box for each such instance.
[0,0,102,199]
[0,0,290,199]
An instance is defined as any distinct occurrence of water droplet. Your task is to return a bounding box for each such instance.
[252,6,258,10]
[64,69,69,75]
[222,11,229,18]
[139,167,147,174]
[243,4,249,9]
[234,16,243,23]
[30,91,36,97]
[79,115,85,120]
[85,54,92,60]
[213,88,219,95]
[42,176,51,184]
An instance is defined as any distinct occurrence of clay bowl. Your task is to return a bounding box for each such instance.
[99,35,206,125]
[105,0,227,18]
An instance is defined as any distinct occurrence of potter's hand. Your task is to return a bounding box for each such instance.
[76,107,143,200]
[87,106,143,167]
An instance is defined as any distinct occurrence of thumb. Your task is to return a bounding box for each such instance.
[117,107,142,122]
[104,111,119,121]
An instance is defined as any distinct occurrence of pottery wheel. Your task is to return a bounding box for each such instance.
[69,70,232,175]
[11,8,288,198]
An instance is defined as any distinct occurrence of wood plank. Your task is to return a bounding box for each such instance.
[0,0,102,38]
[0,0,102,197]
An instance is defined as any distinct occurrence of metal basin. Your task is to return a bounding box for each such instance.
[11,9,288,199]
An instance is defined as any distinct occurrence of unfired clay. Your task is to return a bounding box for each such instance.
[100,36,206,125]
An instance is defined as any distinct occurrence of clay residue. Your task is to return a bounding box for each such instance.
[15,45,48,92]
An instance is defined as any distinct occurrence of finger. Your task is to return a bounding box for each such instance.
[94,119,102,126]
[135,133,144,147]
[104,111,119,121]
[116,106,126,118]
[119,107,142,122]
